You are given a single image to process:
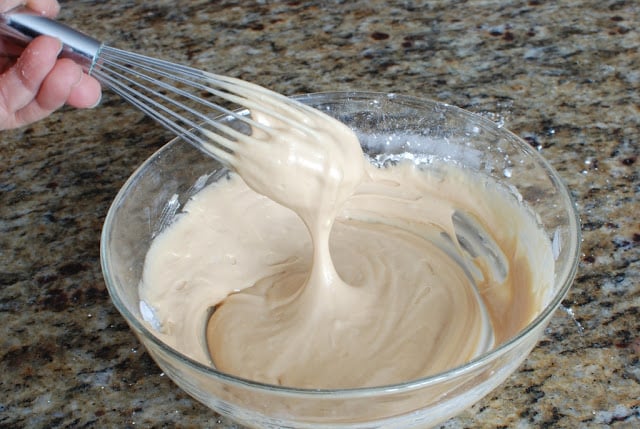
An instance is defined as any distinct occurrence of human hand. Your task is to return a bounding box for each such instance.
[0,0,101,130]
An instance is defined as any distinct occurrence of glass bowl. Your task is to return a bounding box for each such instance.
[101,92,580,428]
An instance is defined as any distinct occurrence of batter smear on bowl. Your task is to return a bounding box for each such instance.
[138,91,554,389]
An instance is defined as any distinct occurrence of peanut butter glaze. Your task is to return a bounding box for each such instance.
[140,157,552,389]
[139,91,553,389]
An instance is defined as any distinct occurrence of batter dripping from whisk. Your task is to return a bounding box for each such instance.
[139,88,554,389]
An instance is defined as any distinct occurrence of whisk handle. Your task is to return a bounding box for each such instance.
[0,8,102,74]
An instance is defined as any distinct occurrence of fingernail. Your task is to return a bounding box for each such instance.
[54,38,63,56]
[71,66,84,87]
[89,93,102,109]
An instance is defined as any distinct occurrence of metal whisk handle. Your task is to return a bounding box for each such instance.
[0,8,102,74]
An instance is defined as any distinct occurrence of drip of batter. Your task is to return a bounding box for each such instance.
[139,94,554,389]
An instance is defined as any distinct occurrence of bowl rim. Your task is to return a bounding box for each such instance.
[100,91,581,398]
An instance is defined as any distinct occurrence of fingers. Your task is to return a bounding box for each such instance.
[0,35,60,119]
[10,57,78,125]
[37,59,101,110]
[0,0,59,16]
[12,58,101,127]
[34,56,101,110]
[26,0,60,16]
[34,57,83,111]
[0,35,102,129]
[67,72,101,108]
[0,0,27,13]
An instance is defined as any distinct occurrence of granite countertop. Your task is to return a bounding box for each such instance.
[1,0,638,427]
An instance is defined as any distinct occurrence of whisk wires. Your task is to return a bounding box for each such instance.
[91,46,319,166]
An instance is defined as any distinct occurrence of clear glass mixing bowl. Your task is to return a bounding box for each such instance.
[101,92,580,428]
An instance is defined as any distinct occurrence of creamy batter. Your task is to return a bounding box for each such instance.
[139,90,554,389]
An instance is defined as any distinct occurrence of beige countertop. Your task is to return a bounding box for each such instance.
[1,0,638,427]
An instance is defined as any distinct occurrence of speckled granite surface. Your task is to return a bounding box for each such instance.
[1,0,638,427]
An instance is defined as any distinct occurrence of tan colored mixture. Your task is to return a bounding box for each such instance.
[139,91,553,389]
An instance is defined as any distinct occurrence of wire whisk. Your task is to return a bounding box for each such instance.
[0,8,325,167]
